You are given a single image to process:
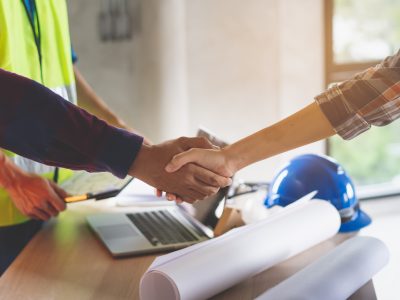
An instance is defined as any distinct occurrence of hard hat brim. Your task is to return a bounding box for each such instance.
[339,209,372,233]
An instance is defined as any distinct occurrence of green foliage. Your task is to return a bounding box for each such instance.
[330,121,400,186]
[334,0,400,63]
[330,0,400,186]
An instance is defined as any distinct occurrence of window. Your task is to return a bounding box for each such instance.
[325,0,400,198]
[333,0,400,65]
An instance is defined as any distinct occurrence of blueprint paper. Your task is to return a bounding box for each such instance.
[256,236,389,300]
[147,192,318,270]
[140,200,340,300]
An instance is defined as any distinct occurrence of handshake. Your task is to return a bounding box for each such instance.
[128,137,238,203]
[2,136,238,222]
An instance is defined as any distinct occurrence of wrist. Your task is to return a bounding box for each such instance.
[0,158,27,190]
[128,144,153,180]
[222,146,243,174]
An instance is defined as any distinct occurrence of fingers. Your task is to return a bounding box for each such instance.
[43,201,60,217]
[165,193,177,201]
[28,208,51,221]
[164,187,209,204]
[179,186,208,202]
[156,189,163,197]
[191,185,218,199]
[30,198,61,220]
[194,167,232,188]
[187,164,222,196]
[49,181,68,199]
[47,181,67,212]
[160,164,230,204]
[166,149,205,172]
[155,190,179,202]
[175,197,183,204]
[7,175,67,221]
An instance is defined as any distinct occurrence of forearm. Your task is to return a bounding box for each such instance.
[0,69,143,178]
[166,51,400,177]
[74,66,127,128]
[225,102,335,171]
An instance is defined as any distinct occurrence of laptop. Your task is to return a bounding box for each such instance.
[87,128,231,256]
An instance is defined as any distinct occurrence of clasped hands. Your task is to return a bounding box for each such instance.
[5,136,237,221]
[128,136,236,204]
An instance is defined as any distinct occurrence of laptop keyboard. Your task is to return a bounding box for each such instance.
[127,210,205,246]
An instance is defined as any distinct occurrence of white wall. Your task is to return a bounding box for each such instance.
[68,0,326,181]
[67,0,142,132]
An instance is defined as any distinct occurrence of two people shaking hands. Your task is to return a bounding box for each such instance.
[2,48,400,208]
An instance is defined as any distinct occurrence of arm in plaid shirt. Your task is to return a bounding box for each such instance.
[315,50,400,140]
[0,69,143,178]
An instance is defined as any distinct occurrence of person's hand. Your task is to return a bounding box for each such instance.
[165,148,237,178]
[128,137,232,203]
[6,173,68,221]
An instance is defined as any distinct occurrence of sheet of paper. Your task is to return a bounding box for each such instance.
[149,224,242,270]
[256,236,390,300]
[148,192,317,270]
[140,200,341,300]
[116,196,175,207]
[116,179,172,207]
[119,178,156,196]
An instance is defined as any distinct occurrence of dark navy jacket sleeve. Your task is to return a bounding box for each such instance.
[0,69,143,178]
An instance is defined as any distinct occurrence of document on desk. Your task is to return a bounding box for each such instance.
[256,236,390,300]
[140,199,341,300]
[115,179,174,207]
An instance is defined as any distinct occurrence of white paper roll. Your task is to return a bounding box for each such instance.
[256,236,390,300]
[140,200,341,300]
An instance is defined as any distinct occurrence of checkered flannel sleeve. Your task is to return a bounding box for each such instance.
[315,50,400,140]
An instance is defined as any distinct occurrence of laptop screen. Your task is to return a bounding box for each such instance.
[180,128,231,230]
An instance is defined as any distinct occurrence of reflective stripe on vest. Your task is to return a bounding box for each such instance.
[51,84,78,105]
[0,0,76,226]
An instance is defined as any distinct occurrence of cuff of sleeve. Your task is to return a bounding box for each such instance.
[315,89,370,140]
[96,127,144,178]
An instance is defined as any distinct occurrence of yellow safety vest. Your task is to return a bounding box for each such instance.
[0,0,75,226]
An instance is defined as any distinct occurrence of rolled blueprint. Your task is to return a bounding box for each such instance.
[256,236,389,300]
[140,200,341,300]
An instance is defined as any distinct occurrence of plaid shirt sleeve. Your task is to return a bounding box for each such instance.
[0,69,143,178]
[315,50,400,140]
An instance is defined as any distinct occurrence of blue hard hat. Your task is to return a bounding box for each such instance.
[264,154,371,232]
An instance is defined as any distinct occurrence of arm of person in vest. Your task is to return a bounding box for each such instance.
[164,50,400,189]
[0,69,231,204]
[0,152,67,221]
[73,66,152,145]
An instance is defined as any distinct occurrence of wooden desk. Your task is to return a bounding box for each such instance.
[0,201,376,300]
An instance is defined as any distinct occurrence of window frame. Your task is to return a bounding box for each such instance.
[324,0,380,84]
[324,0,400,200]
[324,0,380,155]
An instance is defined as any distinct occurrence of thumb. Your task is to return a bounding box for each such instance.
[165,149,200,172]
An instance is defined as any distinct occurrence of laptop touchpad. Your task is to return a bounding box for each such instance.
[97,224,139,240]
